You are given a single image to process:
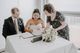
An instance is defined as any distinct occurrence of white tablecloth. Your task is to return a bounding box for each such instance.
[0,35,5,52]
[6,33,77,53]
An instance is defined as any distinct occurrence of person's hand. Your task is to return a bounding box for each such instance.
[29,29,33,32]
[25,28,33,32]
[54,29,58,32]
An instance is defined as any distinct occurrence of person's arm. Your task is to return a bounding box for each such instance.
[40,20,45,28]
[25,19,33,32]
[44,22,51,31]
[44,16,51,30]
[20,18,25,33]
[2,20,9,38]
[55,21,67,31]
[55,12,67,31]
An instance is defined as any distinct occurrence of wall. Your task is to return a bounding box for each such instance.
[19,0,36,25]
[49,0,80,12]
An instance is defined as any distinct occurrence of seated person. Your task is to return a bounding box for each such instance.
[25,9,45,35]
[2,7,25,38]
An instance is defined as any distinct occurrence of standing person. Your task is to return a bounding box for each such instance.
[2,7,25,38]
[43,4,69,40]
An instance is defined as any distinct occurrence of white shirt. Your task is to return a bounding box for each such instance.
[12,17,21,34]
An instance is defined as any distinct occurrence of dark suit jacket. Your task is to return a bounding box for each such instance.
[2,17,25,38]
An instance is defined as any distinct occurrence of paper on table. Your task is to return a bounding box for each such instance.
[30,24,44,36]
[20,32,34,39]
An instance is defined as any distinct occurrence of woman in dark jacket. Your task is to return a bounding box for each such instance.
[43,4,69,40]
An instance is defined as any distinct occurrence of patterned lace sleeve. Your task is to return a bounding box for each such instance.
[57,12,65,22]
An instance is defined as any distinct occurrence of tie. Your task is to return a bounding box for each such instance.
[14,19,19,33]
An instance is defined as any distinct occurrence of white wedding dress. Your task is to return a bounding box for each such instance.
[30,23,44,36]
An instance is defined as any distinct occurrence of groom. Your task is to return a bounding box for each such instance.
[2,7,25,38]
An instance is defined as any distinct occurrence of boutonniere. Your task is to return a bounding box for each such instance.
[18,20,22,25]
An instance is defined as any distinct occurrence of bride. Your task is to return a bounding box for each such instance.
[25,9,45,36]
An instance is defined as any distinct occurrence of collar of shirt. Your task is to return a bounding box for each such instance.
[12,17,18,22]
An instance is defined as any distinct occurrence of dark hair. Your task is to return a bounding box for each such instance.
[43,4,55,13]
[33,9,40,15]
[32,9,41,20]
[11,8,19,14]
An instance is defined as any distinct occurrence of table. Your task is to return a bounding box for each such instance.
[0,35,5,52]
[6,32,77,53]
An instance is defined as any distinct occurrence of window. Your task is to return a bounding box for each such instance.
[48,0,80,12]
